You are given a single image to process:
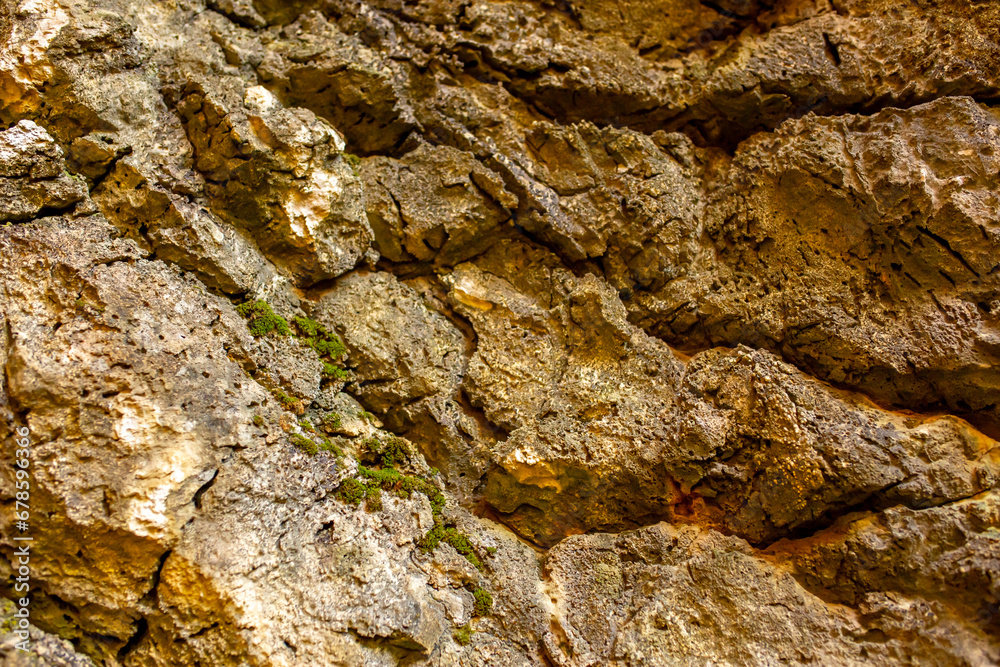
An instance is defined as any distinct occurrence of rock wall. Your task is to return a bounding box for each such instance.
[0,1,998,665]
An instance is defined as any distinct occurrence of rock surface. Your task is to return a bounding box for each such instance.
[1,1,999,666]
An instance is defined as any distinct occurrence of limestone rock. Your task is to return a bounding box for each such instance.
[446,239,1000,545]
[362,143,517,265]
[2,1,1000,666]
[0,216,544,666]
[93,158,275,295]
[174,81,371,285]
[250,334,324,404]
[313,271,494,491]
[632,97,1000,432]
[544,520,999,666]
[257,11,421,155]
[315,271,465,412]
[0,120,86,221]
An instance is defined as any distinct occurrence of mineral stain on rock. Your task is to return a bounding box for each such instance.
[1,0,999,665]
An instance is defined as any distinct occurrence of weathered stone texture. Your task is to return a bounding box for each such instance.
[2,0,999,665]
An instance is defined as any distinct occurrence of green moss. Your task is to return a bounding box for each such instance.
[419,524,482,570]
[292,315,323,338]
[453,624,472,646]
[358,410,377,423]
[338,469,386,511]
[382,438,410,467]
[252,414,265,427]
[322,363,351,380]
[364,484,383,512]
[361,436,409,468]
[425,486,446,516]
[337,478,366,505]
[337,434,446,521]
[237,300,290,337]
[319,412,342,432]
[358,436,378,454]
[359,465,403,487]
[401,475,445,514]
[318,437,344,458]
[299,419,315,433]
[485,546,497,557]
[348,463,446,518]
[293,316,347,359]
[289,433,318,456]
[472,587,493,617]
[272,388,302,412]
[315,337,347,360]
[446,532,481,569]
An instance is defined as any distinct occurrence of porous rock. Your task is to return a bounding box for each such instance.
[2,0,1000,665]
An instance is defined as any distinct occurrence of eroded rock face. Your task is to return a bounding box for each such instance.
[0,216,541,666]
[632,96,1000,433]
[2,0,1000,666]
[442,239,1000,546]
[545,517,1000,666]
[0,120,86,221]
[173,82,371,284]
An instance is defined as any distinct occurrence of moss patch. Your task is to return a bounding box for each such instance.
[319,412,342,432]
[337,478,367,504]
[453,624,473,646]
[323,363,351,380]
[472,587,493,617]
[419,524,483,571]
[293,316,347,359]
[291,432,343,459]
[356,464,445,514]
[237,300,290,337]
[289,433,318,456]
[271,388,304,413]
[361,435,410,468]
[290,315,352,381]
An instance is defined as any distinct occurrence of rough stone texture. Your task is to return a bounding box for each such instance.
[631,96,1000,435]
[0,597,95,667]
[362,143,517,265]
[256,11,420,155]
[2,0,1000,666]
[171,81,372,285]
[313,270,496,493]
[445,239,1000,546]
[0,216,539,666]
[544,519,1000,666]
[0,120,86,221]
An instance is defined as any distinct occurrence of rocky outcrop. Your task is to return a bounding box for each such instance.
[544,509,1000,666]
[1,1,999,666]
[631,96,1000,435]
[0,120,86,221]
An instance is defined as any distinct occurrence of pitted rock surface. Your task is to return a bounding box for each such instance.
[1,1,999,666]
